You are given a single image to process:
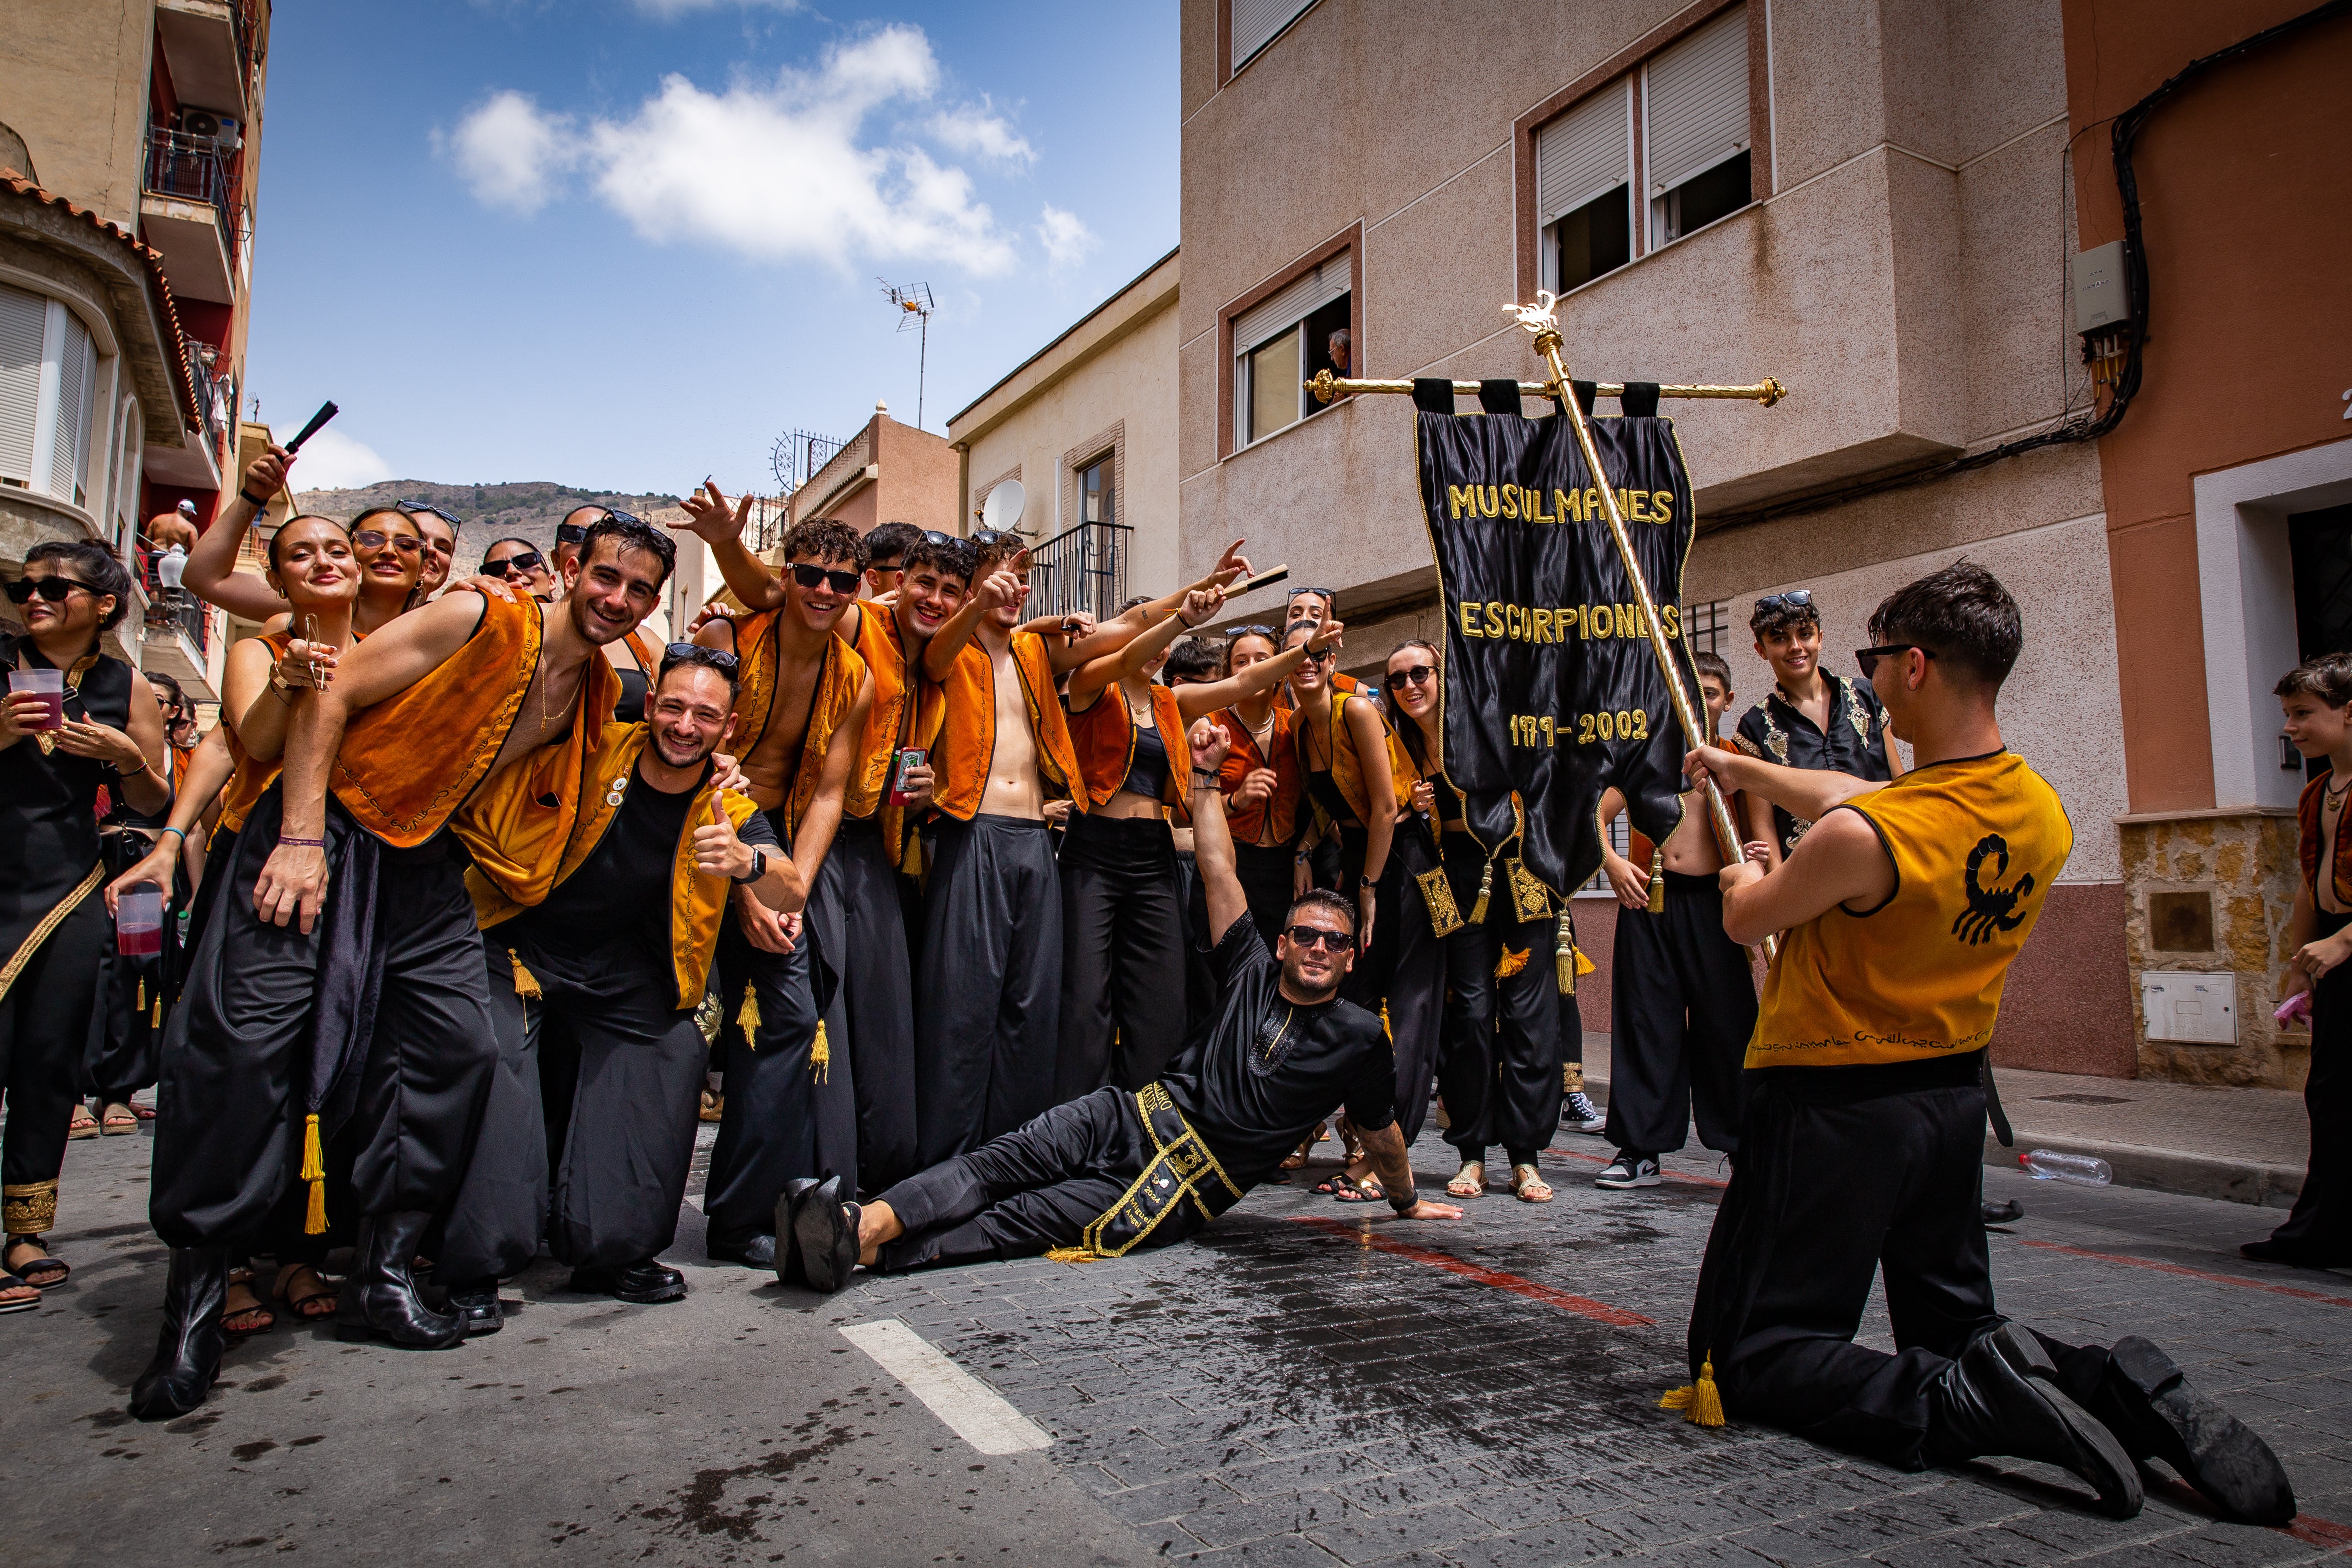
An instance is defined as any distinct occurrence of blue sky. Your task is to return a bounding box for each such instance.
[247,0,1178,496]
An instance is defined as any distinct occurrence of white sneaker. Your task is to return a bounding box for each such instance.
[1561,1091,1606,1133]
[1595,1153,1661,1189]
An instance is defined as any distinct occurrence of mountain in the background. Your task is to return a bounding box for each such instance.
[289,480,685,565]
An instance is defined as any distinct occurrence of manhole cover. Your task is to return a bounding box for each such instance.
[2031,1093,2133,1105]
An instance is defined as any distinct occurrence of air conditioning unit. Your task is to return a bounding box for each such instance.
[178,109,242,149]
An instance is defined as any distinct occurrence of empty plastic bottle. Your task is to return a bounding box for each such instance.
[2020,1150,2112,1186]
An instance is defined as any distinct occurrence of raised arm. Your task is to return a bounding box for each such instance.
[104,723,235,914]
[1716,805,1895,946]
[1685,745,1881,827]
[674,483,791,611]
[1067,587,1221,708]
[1173,617,1341,722]
[184,445,297,622]
[920,567,1021,680]
[1049,540,1253,673]
[1186,718,1249,946]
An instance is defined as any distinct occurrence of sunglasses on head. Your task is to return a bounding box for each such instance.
[1755,589,1814,615]
[1855,643,1933,679]
[554,523,587,543]
[485,549,546,576]
[1284,924,1357,953]
[790,562,862,596]
[919,530,952,547]
[665,643,740,671]
[394,499,464,529]
[1227,623,1278,641]
[1286,586,1336,602]
[1390,662,1437,686]
[4,576,90,604]
[351,529,422,554]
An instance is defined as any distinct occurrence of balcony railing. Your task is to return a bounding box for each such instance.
[144,128,241,256]
[1027,521,1132,626]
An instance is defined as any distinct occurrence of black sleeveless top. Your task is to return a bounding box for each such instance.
[2,629,134,940]
[1122,723,1170,803]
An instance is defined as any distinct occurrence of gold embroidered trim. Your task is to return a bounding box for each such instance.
[1076,1085,1243,1259]
[0,861,104,1006]
[3,1178,60,1235]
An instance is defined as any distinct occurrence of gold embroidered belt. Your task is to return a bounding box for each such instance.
[1078,1083,1245,1259]
[0,860,105,1006]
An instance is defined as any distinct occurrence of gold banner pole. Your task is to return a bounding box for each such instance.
[1308,370,1785,407]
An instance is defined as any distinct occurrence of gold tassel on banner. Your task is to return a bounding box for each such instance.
[1042,1246,1103,1263]
[1468,858,1494,925]
[1380,1002,1393,1039]
[137,977,146,1011]
[1556,911,1578,994]
[1646,847,1667,914]
[1661,1355,1727,1427]
[738,982,761,1047]
[152,998,162,1028]
[301,1113,328,1235]
[809,1019,830,1081]
[1496,946,1529,979]
[509,951,542,1000]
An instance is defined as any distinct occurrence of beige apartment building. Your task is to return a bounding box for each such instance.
[0,0,271,691]
[1179,0,2132,1075]
[947,248,1182,616]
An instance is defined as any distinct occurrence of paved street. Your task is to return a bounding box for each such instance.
[9,1118,2351,1567]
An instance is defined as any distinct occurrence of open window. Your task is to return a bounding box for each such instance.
[1644,5,1751,248]
[1538,81,1635,294]
[1233,258,1352,448]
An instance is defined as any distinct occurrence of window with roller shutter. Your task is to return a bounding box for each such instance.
[1229,0,1318,76]
[1643,6,1751,247]
[0,284,101,510]
[1231,255,1352,449]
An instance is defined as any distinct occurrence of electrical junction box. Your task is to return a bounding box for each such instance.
[2073,241,2127,333]
[2141,969,2237,1044]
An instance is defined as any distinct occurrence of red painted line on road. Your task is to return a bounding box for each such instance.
[2285,1513,2352,1555]
[2017,1239,2352,1310]
[1544,1146,1730,1189]
[1287,1215,1654,1327]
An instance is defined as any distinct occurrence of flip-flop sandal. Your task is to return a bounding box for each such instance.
[1330,1174,1386,1204]
[223,1278,277,1338]
[1312,1174,1345,1194]
[1511,1164,1555,1203]
[101,1103,139,1135]
[68,1105,100,1140]
[3,1241,68,1289]
[1446,1161,1488,1198]
[0,1273,38,1314]
[273,1264,338,1321]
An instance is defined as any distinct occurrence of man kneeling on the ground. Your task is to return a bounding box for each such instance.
[788,718,1463,1289]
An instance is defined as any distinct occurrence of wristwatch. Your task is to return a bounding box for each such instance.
[732,846,768,884]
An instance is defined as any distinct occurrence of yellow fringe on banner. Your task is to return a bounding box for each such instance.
[509,951,541,1000]
[137,977,146,1011]
[151,998,162,1028]
[810,1019,829,1081]
[1468,860,1493,925]
[301,1113,328,1235]
[1660,1356,1727,1427]
[1496,946,1529,978]
[1042,1246,1103,1263]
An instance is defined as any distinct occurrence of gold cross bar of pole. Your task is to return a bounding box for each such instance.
[1307,369,1786,407]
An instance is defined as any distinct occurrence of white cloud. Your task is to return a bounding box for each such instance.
[288,429,392,492]
[928,99,1034,169]
[1036,204,1096,272]
[445,89,574,214]
[448,26,1034,274]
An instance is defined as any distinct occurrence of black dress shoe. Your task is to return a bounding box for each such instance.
[1981,1199,2025,1225]
[772,1177,819,1286]
[1929,1323,2142,1518]
[2079,1336,2296,1525]
[335,1213,465,1349]
[443,1281,505,1337]
[130,1247,229,1420]
[569,1258,686,1304]
[706,1232,777,1269]
[791,1174,861,1295]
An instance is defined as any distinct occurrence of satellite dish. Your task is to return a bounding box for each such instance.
[980,480,1025,534]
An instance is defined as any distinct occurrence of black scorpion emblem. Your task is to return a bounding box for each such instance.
[1952,834,2034,946]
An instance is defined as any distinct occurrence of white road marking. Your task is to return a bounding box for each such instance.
[839,1318,1052,1455]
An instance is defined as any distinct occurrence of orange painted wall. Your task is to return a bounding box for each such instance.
[2065,0,2352,811]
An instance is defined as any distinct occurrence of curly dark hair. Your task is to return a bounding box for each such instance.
[863,522,924,569]
[24,539,135,631]
[581,514,677,586]
[905,533,978,587]
[2276,652,2352,709]
[1868,560,2022,692]
[779,519,868,573]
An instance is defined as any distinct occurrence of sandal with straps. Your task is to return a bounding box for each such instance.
[1510,1164,1555,1203]
[223,1268,276,1337]
[101,1102,139,1136]
[1330,1173,1387,1204]
[1447,1160,1488,1199]
[68,1103,100,1140]
[272,1262,338,1322]
[3,1237,68,1289]
[0,1272,38,1314]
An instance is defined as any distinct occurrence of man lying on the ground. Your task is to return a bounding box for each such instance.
[786,717,1464,1290]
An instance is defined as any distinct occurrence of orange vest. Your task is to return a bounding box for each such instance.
[845,601,910,821]
[1069,682,1187,809]
[1294,690,1416,828]
[726,608,871,843]
[217,630,293,836]
[931,630,1086,822]
[468,725,762,1008]
[2299,771,2352,909]
[1212,704,1300,845]
[334,592,619,849]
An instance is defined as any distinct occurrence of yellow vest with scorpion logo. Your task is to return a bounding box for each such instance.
[1747,750,2071,1069]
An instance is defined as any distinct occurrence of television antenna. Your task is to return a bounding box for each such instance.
[879,279,936,429]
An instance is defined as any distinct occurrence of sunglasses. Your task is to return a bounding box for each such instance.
[1755,589,1814,615]
[665,642,740,671]
[485,549,547,576]
[790,562,862,595]
[554,523,587,544]
[394,499,465,530]
[1286,586,1336,601]
[1855,644,1933,679]
[352,529,423,554]
[1283,924,1357,953]
[969,529,1014,547]
[919,530,953,547]
[1292,642,1334,664]
[1227,624,1279,641]
[1389,663,1437,686]
[4,576,91,604]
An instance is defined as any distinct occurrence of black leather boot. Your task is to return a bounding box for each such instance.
[441,1278,505,1336]
[1927,1323,2142,1518]
[336,1213,464,1349]
[791,1174,861,1294]
[772,1176,819,1286]
[2070,1335,2296,1525]
[130,1247,229,1420]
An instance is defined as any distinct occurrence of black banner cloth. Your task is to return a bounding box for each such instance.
[1413,381,1697,899]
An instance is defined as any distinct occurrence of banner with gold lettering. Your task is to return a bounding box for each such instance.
[1413,379,1697,898]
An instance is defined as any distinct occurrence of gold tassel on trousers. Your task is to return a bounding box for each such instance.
[1646,847,1667,914]
[1556,911,1577,994]
[301,1113,328,1235]
[151,997,162,1028]
[810,1019,829,1081]
[1661,1355,1727,1427]
[1496,946,1529,979]
[1468,858,1493,925]
[738,981,761,1047]
[509,951,541,1000]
